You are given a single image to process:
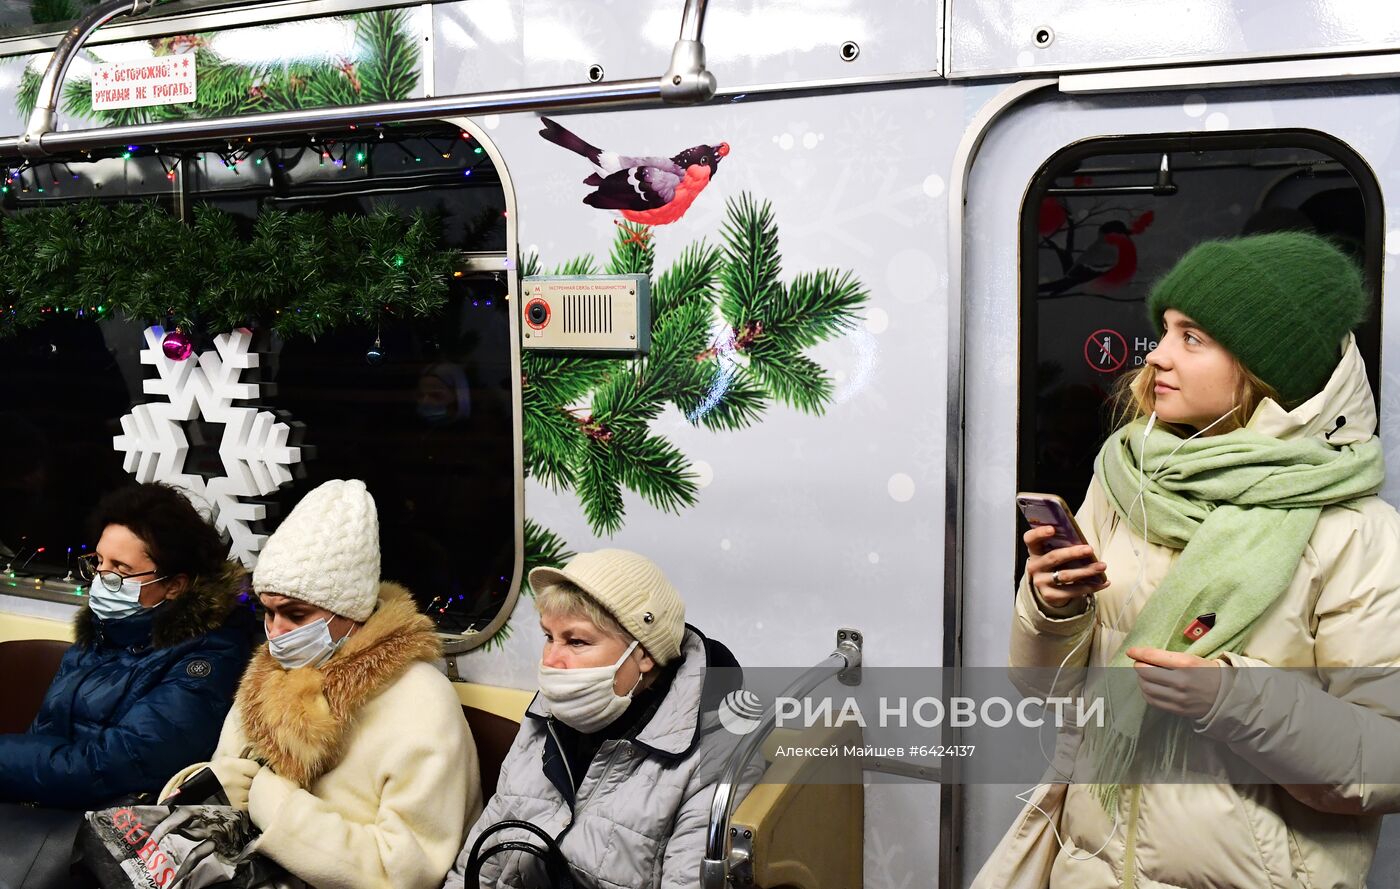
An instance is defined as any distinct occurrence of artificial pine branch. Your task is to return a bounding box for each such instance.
[517,193,869,536]
[717,193,782,326]
[17,67,40,121]
[763,269,867,351]
[16,10,418,127]
[553,256,600,277]
[576,446,627,537]
[31,0,79,25]
[523,395,583,490]
[523,519,574,595]
[612,429,697,514]
[652,241,721,316]
[607,222,655,277]
[745,343,832,414]
[684,363,768,431]
[462,205,505,250]
[356,9,419,102]
[0,203,451,337]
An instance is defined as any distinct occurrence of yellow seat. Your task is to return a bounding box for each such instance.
[453,681,534,800]
[731,722,865,889]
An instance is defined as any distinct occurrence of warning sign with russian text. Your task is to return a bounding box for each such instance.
[91,53,197,111]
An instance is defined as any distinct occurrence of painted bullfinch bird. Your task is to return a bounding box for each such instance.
[1039,212,1154,295]
[539,116,730,226]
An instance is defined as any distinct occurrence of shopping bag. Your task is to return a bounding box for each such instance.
[76,769,303,889]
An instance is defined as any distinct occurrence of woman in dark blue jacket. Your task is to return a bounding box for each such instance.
[0,482,255,809]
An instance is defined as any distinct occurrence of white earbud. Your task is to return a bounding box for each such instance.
[1015,404,1239,853]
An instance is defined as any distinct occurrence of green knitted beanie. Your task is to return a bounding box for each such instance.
[1147,232,1366,405]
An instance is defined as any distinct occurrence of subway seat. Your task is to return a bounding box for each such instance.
[0,612,864,887]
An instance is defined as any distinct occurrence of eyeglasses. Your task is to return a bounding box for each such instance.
[77,553,164,593]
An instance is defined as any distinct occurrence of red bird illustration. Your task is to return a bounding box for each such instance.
[539,116,730,226]
[1039,211,1155,295]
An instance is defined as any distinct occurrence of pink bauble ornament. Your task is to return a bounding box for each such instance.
[161,329,194,361]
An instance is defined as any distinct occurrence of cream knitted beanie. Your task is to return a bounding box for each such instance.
[529,549,686,664]
[252,479,381,622]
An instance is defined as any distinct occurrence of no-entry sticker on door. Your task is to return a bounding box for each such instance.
[1084,329,1127,373]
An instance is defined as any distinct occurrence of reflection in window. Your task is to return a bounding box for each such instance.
[8,0,336,39]
[0,123,516,635]
[1019,134,1382,509]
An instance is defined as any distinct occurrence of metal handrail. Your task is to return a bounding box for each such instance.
[20,0,156,158]
[6,0,715,158]
[699,629,864,889]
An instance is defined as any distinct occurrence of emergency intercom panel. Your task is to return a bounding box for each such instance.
[520,274,650,354]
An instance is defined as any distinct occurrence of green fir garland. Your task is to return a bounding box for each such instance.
[0,201,452,336]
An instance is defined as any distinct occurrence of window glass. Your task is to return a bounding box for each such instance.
[0,123,516,636]
[1020,134,1382,509]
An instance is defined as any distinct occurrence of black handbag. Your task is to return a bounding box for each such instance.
[465,820,575,889]
[0,802,94,889]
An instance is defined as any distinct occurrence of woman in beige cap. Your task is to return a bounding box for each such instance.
[441,548,743,889]
[162,479,481,889]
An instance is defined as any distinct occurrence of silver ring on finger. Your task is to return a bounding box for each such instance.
[1051,570,1064,586]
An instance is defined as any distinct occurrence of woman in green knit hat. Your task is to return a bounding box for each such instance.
[976,231,1400,889]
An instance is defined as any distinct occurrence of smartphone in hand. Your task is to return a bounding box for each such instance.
[1016,492,1107,587]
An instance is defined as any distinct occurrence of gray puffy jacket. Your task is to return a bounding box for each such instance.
[442,627,745,889]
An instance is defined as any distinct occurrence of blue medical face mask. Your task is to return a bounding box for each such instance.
[87,574,167,622]
[416,403,451,424]
[267,617,351,670]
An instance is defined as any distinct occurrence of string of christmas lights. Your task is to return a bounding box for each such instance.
[1,129,488,194]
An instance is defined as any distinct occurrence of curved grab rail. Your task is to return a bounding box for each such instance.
[8,0,715,158]
[21,0,157,158]
[700,628,864,889]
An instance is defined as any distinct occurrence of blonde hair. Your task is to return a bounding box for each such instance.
[535,579,631,641]
[1110,358,1282,436]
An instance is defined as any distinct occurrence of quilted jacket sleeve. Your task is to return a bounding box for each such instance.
[441,719,542,889]
[159,704,249,802]
[1195,500,1400,814]
[660,725,759,889]
[0,635,245,808]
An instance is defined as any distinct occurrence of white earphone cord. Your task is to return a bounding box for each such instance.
[1017,405,1239,859]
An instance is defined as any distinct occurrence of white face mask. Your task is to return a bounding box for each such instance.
[87,574,166,622]
[538,640,643,733]
[267,617,350,670]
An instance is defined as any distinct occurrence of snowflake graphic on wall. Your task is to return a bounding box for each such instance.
[112,327,301,566]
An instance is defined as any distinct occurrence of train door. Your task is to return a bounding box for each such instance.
[954,80,1399,886]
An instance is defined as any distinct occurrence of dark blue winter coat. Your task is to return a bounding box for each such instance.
[0,561,256,809]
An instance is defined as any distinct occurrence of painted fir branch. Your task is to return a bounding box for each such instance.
[522,193,869,539]
[17,9,418,124]
[0,201,452,336]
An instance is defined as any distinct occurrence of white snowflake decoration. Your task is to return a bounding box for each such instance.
[113,327,301,566]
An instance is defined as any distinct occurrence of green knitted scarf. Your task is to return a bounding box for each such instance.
[1084,416,1384,811]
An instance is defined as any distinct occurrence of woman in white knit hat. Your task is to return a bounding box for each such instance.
[162,479,482,889]
[441,548,744,889]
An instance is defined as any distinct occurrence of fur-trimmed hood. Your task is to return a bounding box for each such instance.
[74,559,247,650]
[236,581,442,787]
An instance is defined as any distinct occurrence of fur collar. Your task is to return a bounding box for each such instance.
[236,582,441,787]
[74,560,247,649]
